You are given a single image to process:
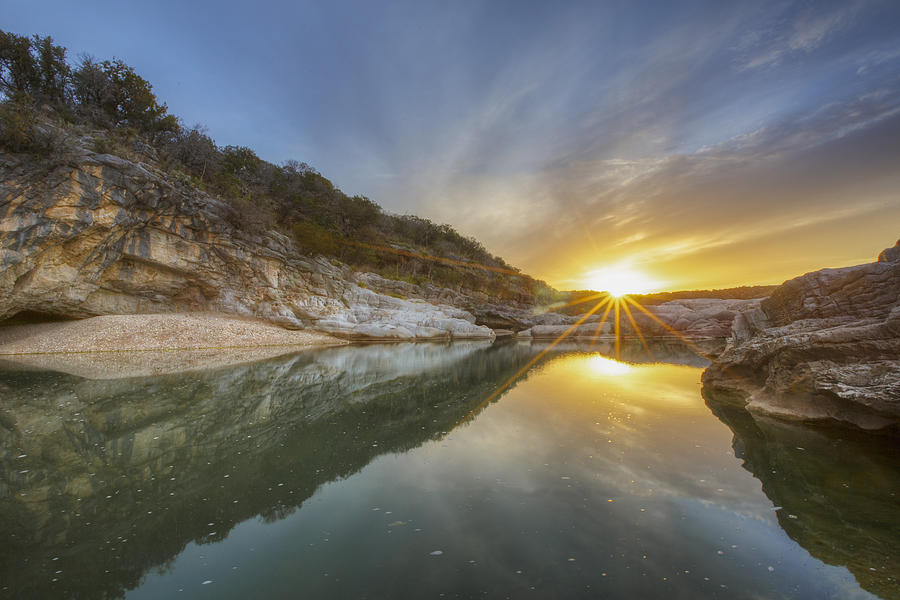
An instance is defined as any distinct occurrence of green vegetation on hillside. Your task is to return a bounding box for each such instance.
[0,29,551,305]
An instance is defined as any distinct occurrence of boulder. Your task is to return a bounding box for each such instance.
[702,240,900,431]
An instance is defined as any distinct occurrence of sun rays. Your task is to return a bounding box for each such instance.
[340,237,726,429]
[582,264,661,297]
[456,291,731,429]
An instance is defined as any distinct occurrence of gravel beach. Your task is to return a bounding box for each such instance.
[0,313,345,355]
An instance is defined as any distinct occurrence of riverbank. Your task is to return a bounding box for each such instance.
[0,313,346,355]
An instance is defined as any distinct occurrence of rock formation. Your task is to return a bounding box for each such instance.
[0,149,493,340]
[519,298,759,342]
[702,240,900,431]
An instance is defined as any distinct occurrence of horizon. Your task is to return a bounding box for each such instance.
[5,0,900,292]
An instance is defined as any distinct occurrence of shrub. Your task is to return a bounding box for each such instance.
[292,221,339,256]
[91,135,112,154]
[0,101,55,156]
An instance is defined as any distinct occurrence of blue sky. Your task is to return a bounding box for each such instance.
[4,0,900,288]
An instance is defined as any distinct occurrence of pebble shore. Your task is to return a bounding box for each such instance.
[0,313,345,355]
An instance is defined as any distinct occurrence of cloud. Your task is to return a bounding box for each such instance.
[421,77,900,287]
[735,1,865,70]
[855,45,900,76]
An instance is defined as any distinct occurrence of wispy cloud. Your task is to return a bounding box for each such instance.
[422,74,900,287]
[735,1,865,70]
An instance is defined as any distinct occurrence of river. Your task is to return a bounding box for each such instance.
[0,340,896,599]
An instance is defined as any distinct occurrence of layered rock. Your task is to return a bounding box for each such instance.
[702,240,900,430]
[0,150,492,340]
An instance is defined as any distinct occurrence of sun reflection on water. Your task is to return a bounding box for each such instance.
[586,355,632,376]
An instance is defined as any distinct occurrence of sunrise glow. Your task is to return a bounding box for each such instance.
[582,265,661,297]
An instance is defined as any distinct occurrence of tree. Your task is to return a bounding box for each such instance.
[33,35,69,105]
[73,56,177,137]
[282,159,316,176]
[163,123,220,179]
[339,195,381,234]
[222,145,261,176]
[0,31,69,105]
[71,55,106,109]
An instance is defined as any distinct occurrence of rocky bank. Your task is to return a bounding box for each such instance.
[0,148,494,341]
[702,241,900,431]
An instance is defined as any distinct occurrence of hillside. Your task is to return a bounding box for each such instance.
[0,30,553,309]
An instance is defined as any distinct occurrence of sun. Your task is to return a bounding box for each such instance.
[582,264,660,297]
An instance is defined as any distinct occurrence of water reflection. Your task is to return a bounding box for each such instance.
[586,354,632,376]
[704,396,900,597]
[0,341,533,599]
[0,339,894,599]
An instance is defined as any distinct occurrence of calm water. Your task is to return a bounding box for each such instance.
[0,340,897,599]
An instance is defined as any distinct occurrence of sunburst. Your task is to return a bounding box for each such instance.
[457,289,740,426]
[343,238,738,423]
[582,264,660,297]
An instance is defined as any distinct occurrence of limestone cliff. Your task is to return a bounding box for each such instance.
[702,240,900,431]
[0,147,493,340]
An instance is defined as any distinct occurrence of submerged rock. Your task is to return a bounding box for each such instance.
[702,240,900,431]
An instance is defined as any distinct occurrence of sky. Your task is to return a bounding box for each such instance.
[4,0,900,291]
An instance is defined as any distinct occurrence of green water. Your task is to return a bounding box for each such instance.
[0,340,897,599]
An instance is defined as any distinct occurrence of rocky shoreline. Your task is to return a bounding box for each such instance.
[702,240,900,432]
[0,150,495,341]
